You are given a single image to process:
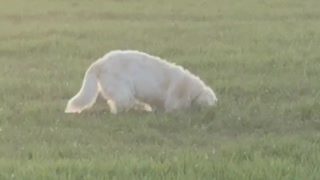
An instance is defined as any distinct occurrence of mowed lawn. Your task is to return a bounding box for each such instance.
[1,0,320,179]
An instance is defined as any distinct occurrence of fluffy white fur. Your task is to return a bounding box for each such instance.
[65,50,217,114]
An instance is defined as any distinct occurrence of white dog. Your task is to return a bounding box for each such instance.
[65,50,217,114]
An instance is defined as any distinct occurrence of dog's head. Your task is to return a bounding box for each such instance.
[194,86,217,107]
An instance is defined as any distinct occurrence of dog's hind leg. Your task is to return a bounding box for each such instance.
[111,92,135,114]
[99,77,135,114]
[133,100,153,112]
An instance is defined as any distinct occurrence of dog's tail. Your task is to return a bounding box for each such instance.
[65,62,100,113]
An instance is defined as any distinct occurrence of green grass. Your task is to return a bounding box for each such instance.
[1,0,320,179]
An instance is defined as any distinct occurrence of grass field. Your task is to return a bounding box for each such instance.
[1,0,320,179]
